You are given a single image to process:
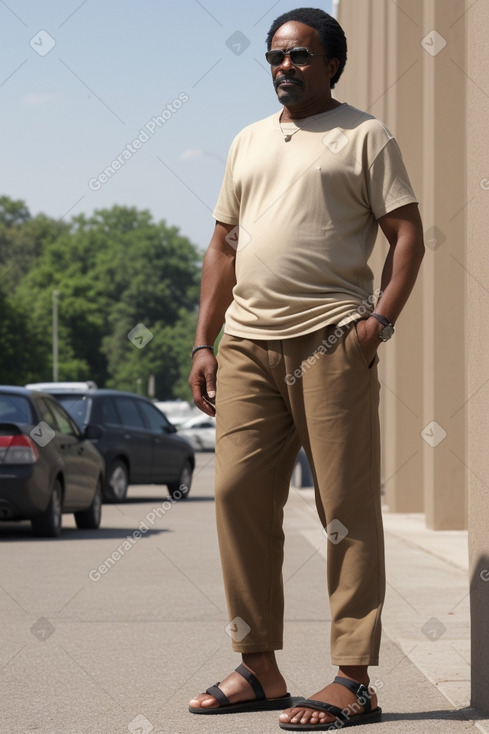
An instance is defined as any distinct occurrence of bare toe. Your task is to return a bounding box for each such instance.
[188,693,218,709]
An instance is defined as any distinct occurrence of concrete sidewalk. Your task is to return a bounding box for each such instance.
[1,451,488,734]
[289,486,489,733]
[174,460,489,734]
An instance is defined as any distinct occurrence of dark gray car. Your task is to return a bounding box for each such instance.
[29,387,195,503]
[0,386,104,537]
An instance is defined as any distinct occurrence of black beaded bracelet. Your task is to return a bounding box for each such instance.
[191,344,214,358]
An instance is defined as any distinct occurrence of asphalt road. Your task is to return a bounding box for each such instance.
[0,452,481,734]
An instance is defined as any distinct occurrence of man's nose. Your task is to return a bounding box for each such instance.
[277,53,295,71]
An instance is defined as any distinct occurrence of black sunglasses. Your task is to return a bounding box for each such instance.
[265,47,327,67]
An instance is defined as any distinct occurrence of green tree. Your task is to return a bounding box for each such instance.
[0,197,67,289]
[105,308,198,399]
[12,204,202,395]
[0,284,47,384]
[0,196,30,227]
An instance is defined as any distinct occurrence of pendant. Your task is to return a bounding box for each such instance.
[284,135,291,142]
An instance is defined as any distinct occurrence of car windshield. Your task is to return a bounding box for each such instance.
[0,394,34,423]
[54,395,90,429]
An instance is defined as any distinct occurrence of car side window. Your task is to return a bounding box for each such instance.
[48,400,79,436]
[0,395,34,423]
[36,398,59,432]
[113,398,146,429]
[101,397,122,426]
[138,401,172,432]
[56,395,89,429]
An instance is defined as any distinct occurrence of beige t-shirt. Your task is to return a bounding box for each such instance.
[213,103,418,339]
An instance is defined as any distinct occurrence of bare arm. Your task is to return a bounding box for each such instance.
[189,221,237,415]
[356,203,425,362]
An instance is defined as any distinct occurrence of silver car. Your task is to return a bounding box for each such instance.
[178,416,216,451]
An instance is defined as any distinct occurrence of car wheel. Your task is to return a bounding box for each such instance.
[75,478,102,529]
[167,460,193,500]
[105,459,129,502]
[31,479,63,538]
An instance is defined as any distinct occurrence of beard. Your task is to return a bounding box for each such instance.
[273,75,304,105]
[276,88,302,105]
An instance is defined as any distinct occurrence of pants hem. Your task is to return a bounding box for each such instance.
[331,656,379,666]
[232,641,283,653]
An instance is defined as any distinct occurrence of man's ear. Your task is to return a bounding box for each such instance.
[326,57,341,81]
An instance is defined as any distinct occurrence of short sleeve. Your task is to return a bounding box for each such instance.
[366,136,418,220]
[213,135,241,225]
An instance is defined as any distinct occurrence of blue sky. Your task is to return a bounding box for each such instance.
[1,0,333,251]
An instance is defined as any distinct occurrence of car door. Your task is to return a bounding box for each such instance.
[35,397,86,510]
[190,418,216,449]
[47,398,98,507]
[136,400,180,482]
[112,396,152,483]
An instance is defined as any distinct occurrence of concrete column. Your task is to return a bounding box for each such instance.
[421,0,467,529]
[380,0,425,512]
[338,0,425,512]
[466,0,489,714]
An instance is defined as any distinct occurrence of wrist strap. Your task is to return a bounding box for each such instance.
[191,344,214,358]
[370,312,393,327]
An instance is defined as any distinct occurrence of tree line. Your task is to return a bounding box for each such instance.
[0,195,202,399]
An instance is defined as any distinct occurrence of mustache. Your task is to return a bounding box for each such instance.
[274,75,303,90]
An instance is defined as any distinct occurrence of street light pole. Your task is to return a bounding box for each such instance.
[52,290,59,382]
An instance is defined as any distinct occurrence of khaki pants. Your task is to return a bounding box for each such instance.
[214,323,385,666]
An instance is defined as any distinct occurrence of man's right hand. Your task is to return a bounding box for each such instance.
[188,220,237,417]
[189,349,218,416]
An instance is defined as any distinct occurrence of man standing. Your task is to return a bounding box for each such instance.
[189,7,424,730]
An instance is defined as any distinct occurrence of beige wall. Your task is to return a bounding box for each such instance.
[337,0,467,529]
[466,0,489,715]
[337,0,489,713]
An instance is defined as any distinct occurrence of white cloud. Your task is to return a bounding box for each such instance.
[180,149,204,160]
[19,93,57,107]
[180,149,226,165]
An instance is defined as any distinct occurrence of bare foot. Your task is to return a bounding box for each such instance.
[279,673,378,727]
[189,653,287,710]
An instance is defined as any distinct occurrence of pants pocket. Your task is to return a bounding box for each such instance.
[350,322,379,370]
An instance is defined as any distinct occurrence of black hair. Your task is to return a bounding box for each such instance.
[266,7,347,88]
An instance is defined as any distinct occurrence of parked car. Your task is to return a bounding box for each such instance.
[26,381,98,392]
[0,386,104,537]
[26,385,195,503]
[291,448,314,488]
[153,400,196,428]
[178,415,216,451]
